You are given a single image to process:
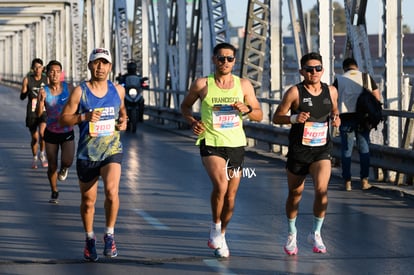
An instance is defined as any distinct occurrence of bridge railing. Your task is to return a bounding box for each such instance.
[144,88,414,185]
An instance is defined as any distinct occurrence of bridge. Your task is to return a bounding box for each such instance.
[1,0,414,184]
[0,83,414,274]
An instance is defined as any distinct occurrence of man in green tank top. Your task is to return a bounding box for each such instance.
[181,42,263,258]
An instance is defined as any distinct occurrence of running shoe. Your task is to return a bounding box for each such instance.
[49,191,59,204]
[58,168,68,181]
[307,232,327,253]
[31,156,38,169]
[214,235,230,258]
[284,232,298,255]
[103,233,118,257]
[84,237,99,262]
[207,227,222,249]
[39,152,48,168]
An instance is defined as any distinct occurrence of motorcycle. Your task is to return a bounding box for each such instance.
[121,73,149,133]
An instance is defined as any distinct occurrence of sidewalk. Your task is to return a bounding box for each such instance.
[150,121,414,200]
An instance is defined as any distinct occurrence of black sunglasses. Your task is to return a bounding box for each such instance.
[216,55,235,63]
[303,65,323,73]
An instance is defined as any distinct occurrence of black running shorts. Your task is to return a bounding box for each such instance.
[199,139,245,169]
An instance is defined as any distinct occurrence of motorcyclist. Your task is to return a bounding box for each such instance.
[122,61,145,127]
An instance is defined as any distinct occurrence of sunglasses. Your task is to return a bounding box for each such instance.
[302,65,323,73]
[216,55,235,63]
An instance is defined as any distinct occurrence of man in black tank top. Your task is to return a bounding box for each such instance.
[20,58,48,169]
[272,52,341,256]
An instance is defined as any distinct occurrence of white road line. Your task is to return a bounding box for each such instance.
[133,209,170,230]
[203,259,238,275]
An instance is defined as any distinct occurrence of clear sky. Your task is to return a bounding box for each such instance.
[226,0,413,35]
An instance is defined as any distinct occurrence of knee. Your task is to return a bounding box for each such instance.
[82,198,96,210]
[105,188,119,201]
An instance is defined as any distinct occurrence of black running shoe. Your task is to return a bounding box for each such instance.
[49,191,59,204]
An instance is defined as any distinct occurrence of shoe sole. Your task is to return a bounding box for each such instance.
[103,252,118,258]
[214,249,229,258]
[284,246,298,255]
[49,199,58,204]
[312,247,327,253]
[84,256,99,262]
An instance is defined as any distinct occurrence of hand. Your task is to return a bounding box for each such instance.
[88,109,101,122]
[233,101,251,113]
[295,112,311,123]
[116,117,128,131]
[331,115,341,127]
[192,120,205,136]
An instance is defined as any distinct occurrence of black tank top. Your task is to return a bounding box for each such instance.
[25,74,48,116]
[289,82,333,148]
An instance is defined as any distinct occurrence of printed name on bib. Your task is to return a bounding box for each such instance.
[302,121,328,146]
[212,104,240,130]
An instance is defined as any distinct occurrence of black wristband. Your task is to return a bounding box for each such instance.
[242,105,253,116]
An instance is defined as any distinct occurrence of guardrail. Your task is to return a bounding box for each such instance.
[144,94,414,184]
[2,78,413,183]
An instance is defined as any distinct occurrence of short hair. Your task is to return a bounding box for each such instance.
[213,42,236,56]
[342,57,358,70]
[31,58,43,69]
[46,60,62,73]
[300,52,323,68]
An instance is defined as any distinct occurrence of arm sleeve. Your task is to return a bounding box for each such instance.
[20,92,27,100]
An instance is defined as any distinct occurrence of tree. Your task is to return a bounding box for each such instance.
[307,1,346,35]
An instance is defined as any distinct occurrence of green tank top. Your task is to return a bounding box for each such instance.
[196,74,246,147]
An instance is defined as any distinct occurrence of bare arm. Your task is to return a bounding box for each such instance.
[272,85,310,125]
[328,85,341,128]
[180,77,206,135]
[37,88,46,117]
[371,88,381,102]
[181,77,205,125]
[114,83,128,131]
[59,85,83,126]
[233,78,263,122]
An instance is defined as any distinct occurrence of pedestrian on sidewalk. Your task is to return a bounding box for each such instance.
[181,42,263,258]
[59,48,128,262]
[20,58,48,169]
[333,57,381,191]
[37,60,75,204]
[272,52,340,255]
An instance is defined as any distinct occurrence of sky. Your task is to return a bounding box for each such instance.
[226,0,413,35]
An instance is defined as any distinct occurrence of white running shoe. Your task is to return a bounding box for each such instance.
[39,152,48,168]
[284,233,298,255]
[207,226,222,249]
[58,168,68,181]
[214,235,229,258]
[307,232,327,253]
[31,156,38,169]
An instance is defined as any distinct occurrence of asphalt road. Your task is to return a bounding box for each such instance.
[1,84,414,275]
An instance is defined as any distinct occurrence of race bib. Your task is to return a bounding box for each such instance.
[212,105,240,130]
[31,98,37,112]
[302,121,328,146]
[89,119,115,137]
